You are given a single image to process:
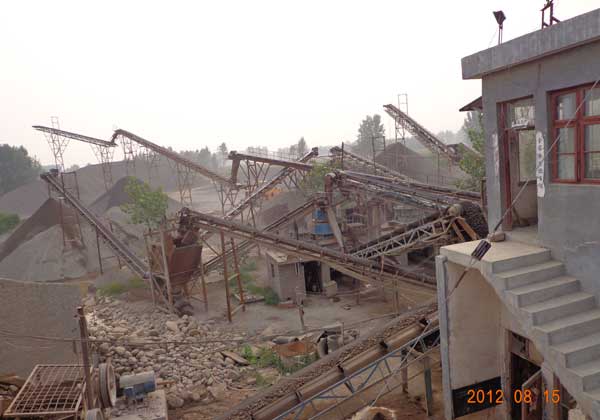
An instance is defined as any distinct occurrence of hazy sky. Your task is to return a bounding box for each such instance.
[1,0,598,166]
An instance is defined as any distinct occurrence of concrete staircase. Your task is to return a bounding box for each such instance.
[488,248,600,418]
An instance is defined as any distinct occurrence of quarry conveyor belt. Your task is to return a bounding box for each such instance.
[203,195,323,273]
[338,170,481,207]
[216,302,438,420]
[383,104,461,164]
[41,172,149,278]
[329,146,416,181]
[224,147,319,221]
[178,208,437,288]
[110,129,235,187]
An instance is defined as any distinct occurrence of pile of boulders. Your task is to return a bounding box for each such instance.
[88,297,250,408]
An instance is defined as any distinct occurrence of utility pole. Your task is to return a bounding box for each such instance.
[77,306,94,410]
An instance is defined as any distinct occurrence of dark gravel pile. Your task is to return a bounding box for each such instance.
[460,201,488,238]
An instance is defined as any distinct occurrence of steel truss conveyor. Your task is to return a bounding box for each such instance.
[273,325,440,420]
[329,146,415,181]
[41,172,148,278]
[383,104,461,164]
[203,195,323,273]
[178,208,436,289]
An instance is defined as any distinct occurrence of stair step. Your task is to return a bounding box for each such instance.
[555,333,600,368]
[507,276,579,307]
[572,360,600,391]
[523,292,595,325]
[497,261,565,290]
[539,309,600,345]
[491,249,551,273]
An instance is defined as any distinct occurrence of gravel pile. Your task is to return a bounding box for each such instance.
[88,297,250,409]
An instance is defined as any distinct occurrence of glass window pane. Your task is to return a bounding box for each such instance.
[509,98,535,129]
[585,153,600,179]
[557,93,577,120]
[518,130,536,182]
[558,155,576,180]
[585,124,600,152]
[558,127,575,153]
[585,87,600,116]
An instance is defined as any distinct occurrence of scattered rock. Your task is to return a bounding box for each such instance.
[207,382,227,401]
[165,321,179,333]
[166,393,185,409]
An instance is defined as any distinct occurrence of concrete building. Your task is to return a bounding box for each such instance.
[265,251,306,303]
[0,277,81,376]
[437,8,600,420]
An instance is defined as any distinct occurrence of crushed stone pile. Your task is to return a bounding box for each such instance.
[0,158,205,218]
[0,223,108,282]
[0,198,62,262]
[89,296,250,409]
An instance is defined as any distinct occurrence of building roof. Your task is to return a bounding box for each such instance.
[462,8,600,79]
[459,96,482,112]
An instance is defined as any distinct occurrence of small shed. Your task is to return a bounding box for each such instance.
[265,251,306,303]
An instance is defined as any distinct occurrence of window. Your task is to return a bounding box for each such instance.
[552,84,600,183]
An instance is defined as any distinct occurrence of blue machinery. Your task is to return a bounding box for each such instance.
[273,326,440,419]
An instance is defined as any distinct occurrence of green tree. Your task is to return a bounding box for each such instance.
[120,177,168,229]
[218,142,228,167]
[353,115,385,157]
[297,137,308,156]
[302,161,340,193]
[0,212,20,234]
[456,111,486,191]
[0,144,42,195]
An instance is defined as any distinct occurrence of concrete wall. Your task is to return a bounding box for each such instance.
[265,254,305,302]
[437,257,556,419]
[462,8,600,79]
[278,263,305,302]
[0,278,81,377]
[479,39,600,298]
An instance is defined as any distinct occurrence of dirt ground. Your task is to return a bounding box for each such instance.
[180,253,435,340]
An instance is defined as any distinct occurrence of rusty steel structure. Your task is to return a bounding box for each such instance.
[41,172,148,277]
[203,194,324,273]
[213,147,319,232]
[383,104,462,164]
[39,117,69,172]
[229,150,314,186]
[110,129,240,209]
[44,170,85,250]
[330,146,415,181]
[272,325,440,420]
[4,365,85,418]
[333,171,481,208]
[177,208,437,288]
[33,125,117,191]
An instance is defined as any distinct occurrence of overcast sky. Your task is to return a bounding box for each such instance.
[1,0,598,166]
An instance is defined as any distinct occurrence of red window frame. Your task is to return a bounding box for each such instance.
[551,84,600,184]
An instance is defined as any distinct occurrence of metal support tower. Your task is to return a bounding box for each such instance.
[33,125,117,191]
[45,117,69,172]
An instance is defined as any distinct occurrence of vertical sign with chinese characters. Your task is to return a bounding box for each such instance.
[536,131,545,198]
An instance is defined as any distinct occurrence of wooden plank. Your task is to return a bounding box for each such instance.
[456,217,479,240]
[451,221,465,242]
[221,351,250,366]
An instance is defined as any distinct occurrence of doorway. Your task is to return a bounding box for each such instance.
[510,353,542,420]
[303,261,321,293]
[500,97,539,231]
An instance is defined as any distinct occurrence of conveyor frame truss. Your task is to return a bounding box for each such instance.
[273,326,440,420]
[351,216,454,259]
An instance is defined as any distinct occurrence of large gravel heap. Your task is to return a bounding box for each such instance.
[88,297,250,408]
